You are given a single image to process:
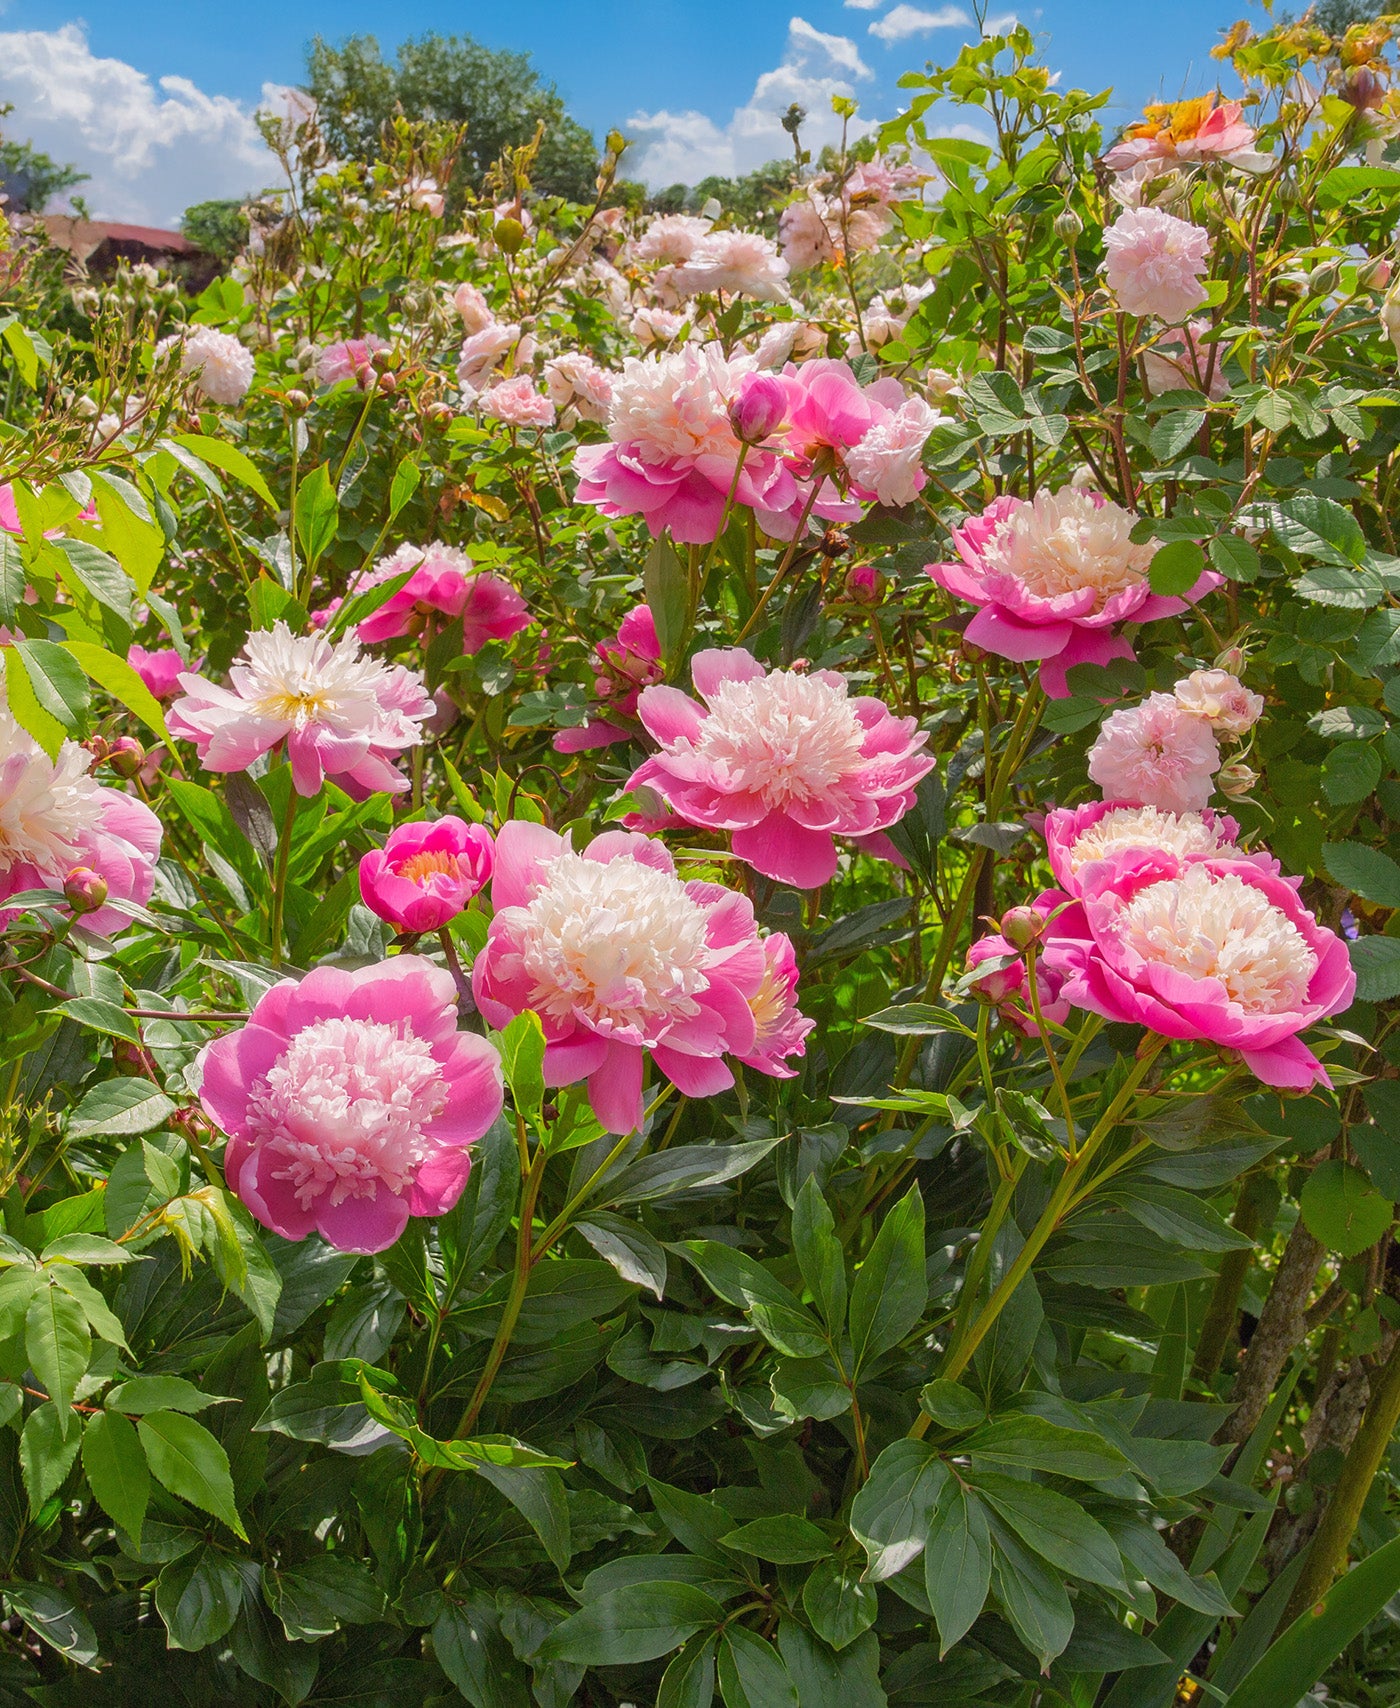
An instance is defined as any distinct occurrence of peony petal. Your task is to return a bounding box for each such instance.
[588,1040,645,1134]
[732,812,839,888]
[315,1190,412,1256]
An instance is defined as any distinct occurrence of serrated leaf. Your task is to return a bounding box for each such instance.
[82,1410,150,1537]
[138,1410,247,1539]
[26,1281,90,1426]
[1324,841,1400,908]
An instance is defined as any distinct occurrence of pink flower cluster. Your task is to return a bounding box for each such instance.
[926,488,1221,698]
[779,158,924,272]
[1087,670,1263,813]
[574,350,939,545]
[200,958,504,1254]
[472,823,810,1133]
[321,543,531,653]
[629,648,934,888]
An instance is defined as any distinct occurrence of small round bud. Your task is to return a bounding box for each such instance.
[377,370,398,394]
[1310,260,1341,297]
[998,906,1044,951]
[284,388,310,414]
[1216,761,1258,800]
[1213,644,1247,675]
[845,563,883,605]
[1342,66,1386,111]
[63,867,108,914]
[728,371,788,444]
[1360,256,1393,292]
[107,737,145,779]
[494,216,526,255]
[1053,207,1084,242]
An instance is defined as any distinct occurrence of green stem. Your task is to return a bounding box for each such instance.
[269,779,298,966]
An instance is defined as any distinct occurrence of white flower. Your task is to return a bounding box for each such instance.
[1062,805,1235,875]
[845,397,942,508]
[179,327,254,404]
[0,709,102,875]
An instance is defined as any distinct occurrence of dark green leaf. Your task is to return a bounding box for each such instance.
[848,1187,926,1372]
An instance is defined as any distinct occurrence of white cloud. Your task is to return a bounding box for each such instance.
[982,12,1021,32]
[844,0,885,8]
[0,23,276,226]
[629,15,876,187]
[869,5,972,43]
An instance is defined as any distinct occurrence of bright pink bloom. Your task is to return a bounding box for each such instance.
[480,374,556,428]
[1087,693,1221,813]
[730,372,789,444]
[1101,207,1211,323]
[360,816,495,933]
[472,823,795,1132]
[199,957,503,1254]
[461,573,531,654]
[346,543,473,644]
[554,603,664,754]
[129,645,189,701]
[1045,849,1355,1089]
[0,707,161,937]
[1043,800,1242,896]
[316,336,389,389]
[629,648,934,888]
[168,621,432,797]
[779,359,935,520]
[926,489,1221,698]
[736,932,814,1076]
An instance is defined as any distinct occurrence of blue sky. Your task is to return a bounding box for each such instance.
[0,1,1254,224]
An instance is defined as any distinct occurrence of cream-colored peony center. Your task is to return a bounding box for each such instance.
[984,489,1155,606]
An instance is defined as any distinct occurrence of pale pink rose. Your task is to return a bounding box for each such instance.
[1104,95,1268,174]
[926,488,1221,698]
[129,645,189,701]
[404,176,445,217]
[167,621,433,796]
[1143,320,1227,398]
[0,707,161,938]
[479,374,556,428]
[629,213,713,266]
[1043,849,1355,1090]
[316,335,389,390]
[175,327,254,404]
[1102,206,1211,322]
[630,648,934,888]
[457,323,534,394]
[543,353,614,424]
[779,196,838,272]
[752,320,827,369]
[629,306,687,348]
[1086,692,1222,813]
[1173,668,1264,735]
[452,282,494,334]
[844,396,942,508]
[472,823,797,1133]
[668,229,790,302]
[845,157,924,208]
[848,282,935,356]
[199,957,503,1253]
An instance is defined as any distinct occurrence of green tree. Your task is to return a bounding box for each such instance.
[304,32,598,204]
[180,199,248,261]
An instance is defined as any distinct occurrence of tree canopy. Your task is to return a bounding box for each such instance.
[304,32,599,205]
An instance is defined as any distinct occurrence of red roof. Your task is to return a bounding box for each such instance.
[38,216,201,257]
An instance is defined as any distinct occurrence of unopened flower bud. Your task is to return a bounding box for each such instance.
[494,216,526,255]
[1359,256,1393,292]
[284,388,310,414]
[63,867,108,914]
[1053,207,1084,243]
[424,400,456,427]
[107,736,145,779]
[845,563,883,605]
[1342,67,1386,110]
[729,372,788,444]
[998,906,1044,950]
[1213,644,1247,675]
[377,370,398,393]
[1311,260,1342,297]
[1216,761,1258,800]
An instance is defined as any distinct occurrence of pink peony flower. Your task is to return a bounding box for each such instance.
[1045,850,1355,1089]
[544,352,614,424]
[1173,668,1263,735]
[554,603,663,754]
[1142,319,1227,398]
[472,823,800,1132]
[316,335,389,390]
[629,648,934,888]
[0,706,161,937]
[479,374,556,428]
[1101,206,1212,323]
[452,282,494,333]
[128,645,189,701]
[461,572,532,654]
[666,229,790,302]
[360,815,494,933]
[1087,693,1222,813]
[926,488,1221,698]
[730,372,789,444]
[1043,800,1243,895]
[170,327,255,404]
[199,957,503,1253]
[573,347,801,545]
[168,621,432,796]
[736,931,814,1076]
[346,542,478,644]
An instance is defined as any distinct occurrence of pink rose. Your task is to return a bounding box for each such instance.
[1101,206,1211,323]
[1086,693,1222,813]
[316,336,389,389]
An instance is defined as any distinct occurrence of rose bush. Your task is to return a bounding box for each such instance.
[5,16,1400,1706]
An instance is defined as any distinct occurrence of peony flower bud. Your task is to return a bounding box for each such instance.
[107,737,145,779]
[64,867,109,914]
[284,389,310,414]
[998,906,1045,950]
[729,372,788,444]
